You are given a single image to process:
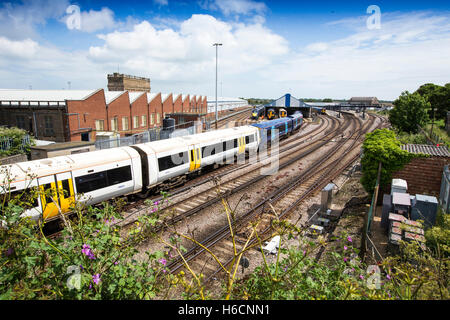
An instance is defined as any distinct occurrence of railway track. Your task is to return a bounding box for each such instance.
[115,115,341,232]
[114,115,330,226]
[164,112,385,286]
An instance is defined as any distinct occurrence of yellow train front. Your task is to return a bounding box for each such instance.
[266,108,276,120]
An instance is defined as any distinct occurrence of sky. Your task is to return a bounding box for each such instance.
[0,0,449,101]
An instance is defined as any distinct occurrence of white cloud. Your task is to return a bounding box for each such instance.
[79,7,116,32]
[0,0,69,39]
[200,0,267,16]
[265,12,450,100]
[88,14,288,84]
[0,37,39,59]
[0,8,449,100]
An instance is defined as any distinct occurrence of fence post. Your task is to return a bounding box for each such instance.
[360,161,382,260]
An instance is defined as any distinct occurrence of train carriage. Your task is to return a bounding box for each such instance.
[1,147,142,221]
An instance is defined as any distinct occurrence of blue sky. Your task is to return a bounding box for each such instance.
[1,0,449,100]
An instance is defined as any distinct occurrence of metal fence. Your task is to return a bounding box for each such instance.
[440,165,450,213]
[95,122,198,150]
[0,135,31,152]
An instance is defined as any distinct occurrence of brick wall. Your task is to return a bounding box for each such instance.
[390,156,449,198]
[148,93,162,127]
[130,93,149,134]
[182,95,190,113]
[66,89,106,142]
[173,94,183,113]
[106,91,131,135]
[190,96,196,113]
[162,94,173,118]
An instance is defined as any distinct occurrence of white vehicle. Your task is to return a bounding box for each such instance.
[0,126,260,221]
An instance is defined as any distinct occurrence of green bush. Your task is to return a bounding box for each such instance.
[360,128,422,194]
[0,185,174,299]
[0,127,35,157]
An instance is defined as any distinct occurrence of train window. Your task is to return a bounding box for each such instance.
[266,129,271,138]
[75,166,133,193]
[158,152,188,172]
[75,171,108,194]
[7,187,39,209]
[42,183,55,204]
[245,135,254,144]
[234,138,238,148]
[202,143,222,157]
[61,179,71,197]
[222,140,235,151]
[107,166,132,186]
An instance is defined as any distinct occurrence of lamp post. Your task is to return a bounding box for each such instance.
[213,43,222,130]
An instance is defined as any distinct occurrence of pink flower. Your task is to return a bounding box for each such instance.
[359,275,364,280]
[347,236,352,243]
[82,244,95,260]
[343,257,348,262]
[344,246,348,250]
[159,258,167,266]
[92,273,101,285]
[386,274,391,280]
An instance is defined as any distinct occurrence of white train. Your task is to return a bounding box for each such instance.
[0,126,260,221]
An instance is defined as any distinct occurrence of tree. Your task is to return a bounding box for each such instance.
[389,91,430,133]
[415,83,450,121]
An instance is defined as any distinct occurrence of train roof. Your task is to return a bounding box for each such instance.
[1,147,139,185]
[132,126,258,154]
[251,118,291,128]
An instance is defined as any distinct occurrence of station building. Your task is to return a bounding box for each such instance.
[0,89,207,142]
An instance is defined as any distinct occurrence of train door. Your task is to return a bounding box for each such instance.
[188,145,201,171]
[38,173,75,220]
[56,172,75,214]
[38,175,59,220]
[238,136,245,154]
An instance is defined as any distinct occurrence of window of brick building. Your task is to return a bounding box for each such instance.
[156,113,160,124]
[141,115,147,127]
[150,114,154,125]
[122,117,129,131]
[95,120,104,131]
[133,116,139,129]
[44,115,54,136]
[111,117,118,131]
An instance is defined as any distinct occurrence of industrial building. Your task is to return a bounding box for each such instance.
[0,89,207,142]
[207,97,249,114]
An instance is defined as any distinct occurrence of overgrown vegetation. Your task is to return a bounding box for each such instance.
[0,172,174,299]
[1,165,448,300]
[0,127,35,158]
[360,128,423,194]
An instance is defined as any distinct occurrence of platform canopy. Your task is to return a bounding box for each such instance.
[266,93,311,108]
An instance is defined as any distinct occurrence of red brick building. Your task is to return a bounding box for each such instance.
[388,144,450,198]
[0,89,207,142]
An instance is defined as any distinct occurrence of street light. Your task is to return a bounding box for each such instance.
[213,43,222,130]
